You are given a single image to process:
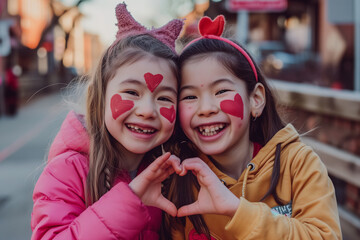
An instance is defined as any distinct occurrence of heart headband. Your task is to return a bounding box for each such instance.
[185,15,258,82]
[115,3,183,52]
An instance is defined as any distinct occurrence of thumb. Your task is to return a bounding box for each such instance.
[177,201,201,217]
[156,196,178,217]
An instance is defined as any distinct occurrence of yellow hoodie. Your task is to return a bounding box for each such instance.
[172,124,341,240]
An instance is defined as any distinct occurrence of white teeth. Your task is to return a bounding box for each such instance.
[126,124,155,134]
[198,124,225,136]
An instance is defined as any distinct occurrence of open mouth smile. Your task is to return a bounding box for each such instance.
[126,124,157,134]
[197,123,227,136]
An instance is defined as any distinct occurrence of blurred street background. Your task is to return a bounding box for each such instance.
[0,0,359,239]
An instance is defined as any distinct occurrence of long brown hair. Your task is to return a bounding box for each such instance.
[85,34,179,206]
[162,38,285,239]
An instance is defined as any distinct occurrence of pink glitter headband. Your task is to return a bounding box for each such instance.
[185,15,258,82]
[115,3,184,52]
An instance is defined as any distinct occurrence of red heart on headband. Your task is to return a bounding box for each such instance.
[144,72,163,92]
[199,15,225,37]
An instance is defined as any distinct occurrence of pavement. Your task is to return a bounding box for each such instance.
[0,90,70,240]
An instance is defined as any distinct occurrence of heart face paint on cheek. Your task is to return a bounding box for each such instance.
[160,105,175,123]
[220,93,244,119]
[144,72,163,92]
[110,94,134,120]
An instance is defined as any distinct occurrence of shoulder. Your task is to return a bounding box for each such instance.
[48,110,89,161]
[46,151,89,178]
[281,140,328,176]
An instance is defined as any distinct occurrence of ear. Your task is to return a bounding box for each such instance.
[250,83,266,118]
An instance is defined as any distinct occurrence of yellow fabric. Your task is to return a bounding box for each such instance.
[172,124,342,240]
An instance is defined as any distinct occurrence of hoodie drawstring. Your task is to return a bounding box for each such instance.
[242,163,255,198]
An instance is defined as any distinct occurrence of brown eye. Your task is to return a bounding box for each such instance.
[125,90,138,96]
[158,96,173,103]
[215,89,230,95]
[182,95,197,100]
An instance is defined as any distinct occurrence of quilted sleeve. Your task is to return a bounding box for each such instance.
[31,152,151,240]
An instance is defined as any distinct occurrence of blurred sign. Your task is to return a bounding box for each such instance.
[20,0,49,49]
[228,0,287,12]
[327,0,353,23]
[42,41,53,52]
[0,20,14,57]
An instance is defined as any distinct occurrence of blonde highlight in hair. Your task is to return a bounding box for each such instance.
[85,34,179,206]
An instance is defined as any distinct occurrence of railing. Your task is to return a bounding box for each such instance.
[271,79,360,239]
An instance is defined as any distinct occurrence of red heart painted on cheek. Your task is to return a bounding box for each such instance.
[160,105,175,123]
[144,72,163,92]
[220,93,244,118]
[110,94,134,120]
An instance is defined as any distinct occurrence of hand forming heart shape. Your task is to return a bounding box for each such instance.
[129,154,240,218]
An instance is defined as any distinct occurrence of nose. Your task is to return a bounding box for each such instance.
[197,94,219,117]
[135,96,157,119]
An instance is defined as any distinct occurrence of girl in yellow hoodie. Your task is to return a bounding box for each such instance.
[162,15,342,240]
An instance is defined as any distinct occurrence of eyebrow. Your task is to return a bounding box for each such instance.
[180,78,234,92]
[210,78,234,87]
[121,79,177,95]
[121,79,143,86]
[158,86,178,95]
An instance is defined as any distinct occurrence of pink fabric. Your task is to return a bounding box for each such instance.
[115,3,183,52]
[31,111,162,240]
[47,111,89,161]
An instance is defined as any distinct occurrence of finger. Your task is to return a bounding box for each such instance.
[148,152,171,171]
[154,165,175,182]
[177,201,202,217]
[182,157,206,166]
[179,160,204,176]
[167,155,182,174]
[166,166,175,176]
[156,196,178,217]
[158,166,175,182]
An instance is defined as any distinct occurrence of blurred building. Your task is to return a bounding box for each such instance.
[0,0,103,105]
[181,0,356,90]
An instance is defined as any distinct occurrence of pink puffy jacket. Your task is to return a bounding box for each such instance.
[31,111,162,240]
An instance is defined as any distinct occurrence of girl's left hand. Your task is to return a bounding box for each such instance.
[177,157,240,217]
[129,152,181,217]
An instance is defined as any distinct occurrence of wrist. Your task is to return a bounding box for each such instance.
[128,179,142,199]
[225,197,240,217]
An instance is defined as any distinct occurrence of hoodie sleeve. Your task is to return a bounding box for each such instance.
[225,146,341,240]
[31,152,151,240]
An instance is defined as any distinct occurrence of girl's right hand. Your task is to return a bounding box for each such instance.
[177,157,240,217]
[129,152,181,217]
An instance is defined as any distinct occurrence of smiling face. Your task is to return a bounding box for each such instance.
[104,57,177,155]
[179,56,253,157]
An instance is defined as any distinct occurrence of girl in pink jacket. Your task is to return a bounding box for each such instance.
[31,3,183,240]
